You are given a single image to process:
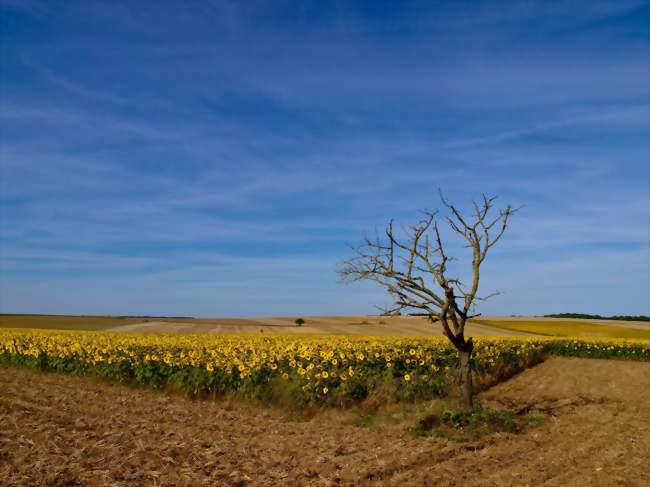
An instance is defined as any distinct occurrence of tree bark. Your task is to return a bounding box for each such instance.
[458,349,474,409]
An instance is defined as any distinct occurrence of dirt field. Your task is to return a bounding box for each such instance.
[2,358,648,486]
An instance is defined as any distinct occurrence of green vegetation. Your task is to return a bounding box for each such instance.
[474,319,650,339]
[543,313,650,322]
[353,414,376,428]
[295,318,305,326]
[410,403,548,440]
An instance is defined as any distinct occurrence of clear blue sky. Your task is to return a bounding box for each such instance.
[1,0,648,317]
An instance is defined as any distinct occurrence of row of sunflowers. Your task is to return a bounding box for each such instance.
[1,329,648,406]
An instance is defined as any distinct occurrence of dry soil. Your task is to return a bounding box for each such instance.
[1,358,648,486]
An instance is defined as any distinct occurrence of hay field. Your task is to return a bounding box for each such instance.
[105,315,531,336]
[2,314,648,338]
[0,314,532,336]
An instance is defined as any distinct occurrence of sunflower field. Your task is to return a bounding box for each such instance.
[1,329,648,406]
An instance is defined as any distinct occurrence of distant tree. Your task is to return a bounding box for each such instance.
[295,318,305,326]
[544,313,650,322]
[339,193,519,408]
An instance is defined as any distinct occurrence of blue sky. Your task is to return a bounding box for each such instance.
[1,0,648,317]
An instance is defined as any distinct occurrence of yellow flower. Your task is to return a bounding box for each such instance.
[323,387,329,394]
[3,328,641,408]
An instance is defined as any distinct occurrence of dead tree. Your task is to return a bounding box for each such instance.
[338,193,519,408]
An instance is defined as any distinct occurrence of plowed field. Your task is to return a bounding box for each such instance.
[1,358,649,486]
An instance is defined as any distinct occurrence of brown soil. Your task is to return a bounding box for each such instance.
[1,358,649,486]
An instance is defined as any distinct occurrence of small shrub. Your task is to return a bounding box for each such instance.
[353,414,375,428]
[295,318,305,326]
[410,404,525,438]
[441,404,516,430]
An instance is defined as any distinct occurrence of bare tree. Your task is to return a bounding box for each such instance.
[338,193,519,408]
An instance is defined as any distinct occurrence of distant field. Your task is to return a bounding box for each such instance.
[103,315,525,336]
[0,314,511,335]
[1,314,649,338]
[0,315,143,331]
[474,319,650,340]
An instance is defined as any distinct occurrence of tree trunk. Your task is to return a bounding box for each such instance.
[458,349,474,409]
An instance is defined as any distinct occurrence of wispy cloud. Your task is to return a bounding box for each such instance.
[1,0,648,315]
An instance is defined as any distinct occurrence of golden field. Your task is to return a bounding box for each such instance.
[2,314,648,338]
